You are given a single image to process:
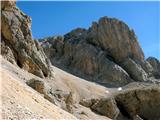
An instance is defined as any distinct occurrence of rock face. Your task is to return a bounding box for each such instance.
[147,57,160,79]
[80,83,160,120]
[121,58,148,81]
[115,84,160,120]
[40,17,158,86]
[91,97,120,119]
[1,1,52,78]
[87,17,144,62]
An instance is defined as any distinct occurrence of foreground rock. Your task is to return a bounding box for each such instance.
[80,83,160,120]
[40,17,159,86]
[116,83,160,120]
[1,1,52,78]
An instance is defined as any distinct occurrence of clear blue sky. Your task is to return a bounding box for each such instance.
[17,1,160,60]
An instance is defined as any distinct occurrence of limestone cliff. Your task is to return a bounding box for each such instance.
[1,1,52,78]
[40,17,159,86]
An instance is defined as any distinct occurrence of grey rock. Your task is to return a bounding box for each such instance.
[147,57,160,79]
[121,58,148,81]
[40,17,150,86]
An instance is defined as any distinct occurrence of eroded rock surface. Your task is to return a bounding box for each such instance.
[40,17,158,86]
[115,83,160,120]
[1,1,52,78]
[147,57,160,79]
[79,83,160,120]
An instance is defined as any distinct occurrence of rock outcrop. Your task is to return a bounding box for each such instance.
[115,83,160,120]
[79,83,160,120]
[40,17,158,86]
[87,17,144,62]
[147,57,160,79]
[1,1,52,78]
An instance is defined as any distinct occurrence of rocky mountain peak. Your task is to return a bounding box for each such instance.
[40,16,159,86]
[87,16,144,63]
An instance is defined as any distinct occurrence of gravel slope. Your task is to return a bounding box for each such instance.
[0,57,78,120]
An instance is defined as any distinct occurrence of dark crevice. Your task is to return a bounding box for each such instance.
[154,73,160,79]
[43,72,48,77]
[138,115,148,120]
[116,101,131,119]
[86,38,97,47]
[17,59,22,68]
[106,54,117,63]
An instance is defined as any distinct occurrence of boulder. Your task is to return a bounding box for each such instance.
[91,97,120,119]
[26,78,45,94]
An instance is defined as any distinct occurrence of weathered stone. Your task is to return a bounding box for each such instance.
[147,57,160,79]
[1,1,52,78]
[1,39,16,65]
[26,79,45,94]
[86,83,160,120]
[121,58,148,81]
[87,17,144,63]
[91,97,120,119]
[140,60,154,77]
[80,98,94,108]
[115,84,160,119]
[1,0,16,10]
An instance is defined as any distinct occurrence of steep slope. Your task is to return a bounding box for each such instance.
[1,1,52,78]
[0,56,112,120]
[2,55,160,120]
[0,58,78,120]
[40,17,158,87]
